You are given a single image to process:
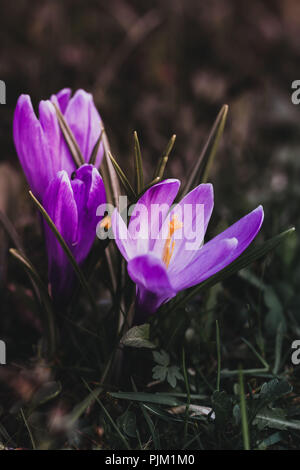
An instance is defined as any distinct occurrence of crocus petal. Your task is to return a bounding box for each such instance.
[71,164,106,263]
[154,183,214,273]
[13,95,55,200]
[170,237,238,291]
[64,89,104,167]
[207,205,264,266]
[128,179,180,255]
[53,88,71,114]
[39,100,63,172]
[111,209,136,262]
[171,205,264,291]
[43,171,78,298]
[127,254,177,320]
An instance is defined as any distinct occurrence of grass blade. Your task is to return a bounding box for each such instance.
[216,320,221,392]
[99,129,121,294]
[239,367,250,450]
[181,105,228,198]
[110,392,183,406]
[66,386,103,428]
[131,378,160,450]
[20,408,36,450]
[108,151,136,200]
[89,128,104,166]
[133,131,144,194]
[201,104,228,183]
[9,248,56,357]
[153,134,176,179]
[83,379,130,450]
[53,102,84,167]
[182,348,191,443]
[273,322,284,375]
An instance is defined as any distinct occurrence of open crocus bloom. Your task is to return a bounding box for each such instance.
[43,164,106,300]
[13,88,104,201]
[112,179,264,322]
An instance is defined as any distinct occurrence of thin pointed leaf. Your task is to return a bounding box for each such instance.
[100,129,121,207]
[53,102,84,167]
[9,248,56,356]
[99,129,121,294]
[216,320,221,392]
[133,131,144,194]
[28,191,97,313]
[181,105,228,197]
[89,128,104,166]
[0,211,24,253]
[201,104,228,183]
[108,151,136,200]
[83,379,131,450]
[239,368,250,450]
[153,134,176,179]
[164,227,295,314]
[66,385,103,428]
[131,378,161,450]
[110,391,183,406]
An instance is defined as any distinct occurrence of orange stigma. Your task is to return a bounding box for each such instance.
[100,215,111,232]
[162,215,183,268]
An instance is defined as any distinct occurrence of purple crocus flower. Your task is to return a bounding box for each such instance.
[13,88,104,201]
[43,164,106,300]
[111,179,264,322]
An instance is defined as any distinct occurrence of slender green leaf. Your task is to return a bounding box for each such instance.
[181,105,228,197]
[66,386,103,428]
[131,378,161,450]
[83,379,130,449]
[99,129,121,294]
[182,348,190,441]
[273,322,284,375]
[53,102,84,167]
[108,151,136,200]
[239,367,250,450]
[216,320,221,392]
[110,392,183,406]
[153,134,176,179]
[255,410,300,431]
[9,248,56,357]
[20,408,36,450]
[89,128,104,165]
[133,131,144,194]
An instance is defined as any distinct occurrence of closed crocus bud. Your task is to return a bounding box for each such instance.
[13,88,104,201]
[43,164,106,301]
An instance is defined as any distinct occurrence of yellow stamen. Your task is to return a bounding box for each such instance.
[100,215,111,232]
[162,215,183,268]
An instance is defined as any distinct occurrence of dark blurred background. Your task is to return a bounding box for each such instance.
[0,0,300,256]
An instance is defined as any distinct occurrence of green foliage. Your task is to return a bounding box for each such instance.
[152,350,184,388]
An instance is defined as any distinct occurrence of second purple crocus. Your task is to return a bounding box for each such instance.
[43,164,106,301]
[112,179,264,322]
[13,88,104,201]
